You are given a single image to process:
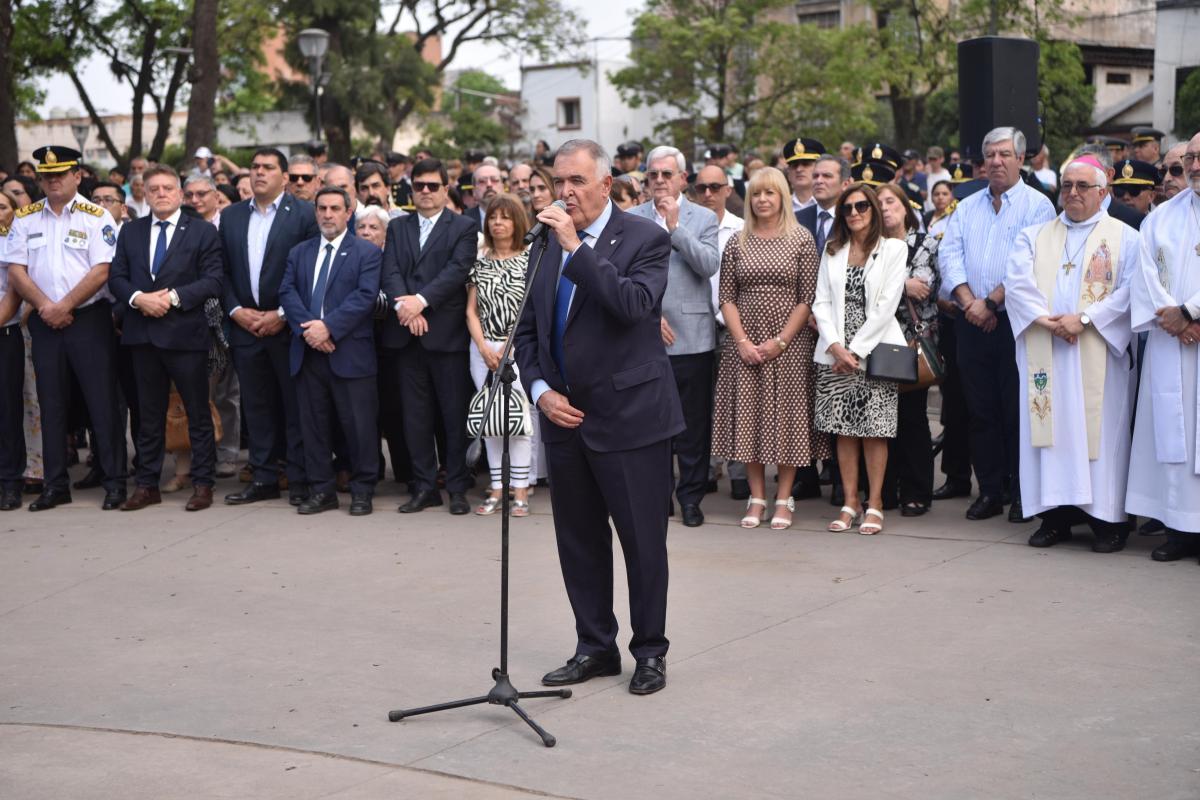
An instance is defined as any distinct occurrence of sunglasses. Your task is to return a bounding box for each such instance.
[1112,186,1146,198]
[645,170,676,181]
[694,182,727,194]
[413,180,444,193]
[841,200,871,216]
[183,190,213,199]
[289,173,316,183]
[1159,164,1184,178]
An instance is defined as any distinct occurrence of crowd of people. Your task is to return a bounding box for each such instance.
[1,123,1198,567]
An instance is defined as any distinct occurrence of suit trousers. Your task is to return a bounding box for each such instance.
[0,326,25,489]
[956,312,1019,497]
[669,351,714,506]
[232,332,306,485]
[131,345,216,488]
[115,341,142,476]
[376,346,413,483]
[28,302,127,493]
[398,343,471,494]
[884,387,933,505]
[937,311,971,484]
[211,361,240,464]
[296,351,379,496]
[545,429,672,660]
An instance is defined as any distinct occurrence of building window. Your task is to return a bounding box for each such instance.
[1106,72,1131,85]
[795,0,840,28]
[557,97,581,130]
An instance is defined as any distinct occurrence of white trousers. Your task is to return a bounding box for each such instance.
[469,339,532,489]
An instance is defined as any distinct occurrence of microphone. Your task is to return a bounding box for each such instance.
[524,199,567,244]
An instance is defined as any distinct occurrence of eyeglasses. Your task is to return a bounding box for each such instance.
[645,170,676,181]
[1160,164,1184,178]
[413,180,444,193]
[694,182,727,194]
[1060,181,1099,194]
[184,190,213,199]
[1112,186,1146,198]
[289,173,316,183]
[1183,153,1200,165]
[840,200,871,216]
[93,196,123,205]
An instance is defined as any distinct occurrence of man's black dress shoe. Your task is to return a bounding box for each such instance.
[72,466,104,490]
[0,488,21,511]
[1139,518,1165,535]
[729,479,750,501]
[541,653,621,686]
[1151,535,1200,562]
[900,502,928,517]
[1028,525,1071,548]
[932,480,972,501]
[289,483,311,507]
[101,488,127,510]
[1008,498,1032,523]
[681,504,704,527]
[349,495,373,516]
[29,489,72,512]
[448,492,470,515]
[629,656,666,695]
[224,482,281,505]
[297,492,338,515]
[965,495,1003,521]
[398,490,443,513]
[1091,529,1127,554]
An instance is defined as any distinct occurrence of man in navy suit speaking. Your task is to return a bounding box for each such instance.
[515,139,684,695]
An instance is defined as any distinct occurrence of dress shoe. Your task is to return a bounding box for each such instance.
[932,480,972,500]
[398,490,443,513]
[680,504,704,527]
[72,466,104,490]
[120,486,161,511]
[900,502,929,517]
[448,492,471,515]
[224,482,281,505]
[102,488,128,510]
[28,488,72,511]
[1139,518,1165,535]
[729,479,750,501]
[965,495,1003,521]
[541,653,621,686]
[298,492,339,515]
[628,656,666,695]
[1091,529,1127,554]
[185,485,213,512]
[349,494,373,516]
[1028,524,1071,548]
[1151,536,1200,562]
[0,488,21,511]
[289,483,311,506]
[1008,498,1032,523]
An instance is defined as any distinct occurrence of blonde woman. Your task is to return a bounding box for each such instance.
[712,166,829,529]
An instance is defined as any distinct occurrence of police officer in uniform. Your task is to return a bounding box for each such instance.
[2,145,127,510]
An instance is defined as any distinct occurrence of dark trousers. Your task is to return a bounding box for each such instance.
[1040,506,1127,539]
[884,387,934,505]
[669,350,714,506]
[545,430,672,660]
[376,346,413,483]
[398,343,471,494]
[130,345,215,487]
[115,342,142,476]
[956,312,1019,497]
[0,326,25,489]
[296,351,379,496]
[937,311,971,484]
[29,303,126,493]
[231,333,305,485]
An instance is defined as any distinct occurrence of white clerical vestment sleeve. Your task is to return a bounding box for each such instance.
[1004,225,1049,338]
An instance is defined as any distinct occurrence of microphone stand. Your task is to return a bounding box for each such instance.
[387,228,570,747]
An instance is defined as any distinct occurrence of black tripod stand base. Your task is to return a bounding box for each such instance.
[387,671,572,747]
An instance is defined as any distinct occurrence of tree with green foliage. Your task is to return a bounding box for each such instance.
[1038,40,1093,163]
[1175,69,1200,140]
[416,70,519,158]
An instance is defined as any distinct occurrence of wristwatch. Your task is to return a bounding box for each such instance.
[775,337,788,351]
[984,298,999,313]
[168,289,181,309]
[1079,312,1091,327]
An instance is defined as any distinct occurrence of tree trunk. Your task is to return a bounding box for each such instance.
[67,72,123,163]
[148,53,189,161]
[128,24,160,160]
[184,0,219,157]
[0,0,18,170]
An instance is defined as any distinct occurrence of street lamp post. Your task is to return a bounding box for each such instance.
[70,122,89,161]
[297,29,330,143]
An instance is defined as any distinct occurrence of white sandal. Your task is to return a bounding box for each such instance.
[828,505,862,532]
[859,508,884,535]
[741,497,768,528]
[771,497,795,530]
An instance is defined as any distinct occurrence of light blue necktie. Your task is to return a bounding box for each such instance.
[151,220,169,276]
[419,216,433,250]
[310,243,333,318]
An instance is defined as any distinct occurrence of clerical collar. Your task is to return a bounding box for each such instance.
[1060,208,1106,228]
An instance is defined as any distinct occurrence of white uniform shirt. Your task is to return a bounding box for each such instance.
[710,211,744,325]
[1,193,117,306]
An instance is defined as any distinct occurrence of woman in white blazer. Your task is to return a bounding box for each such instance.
[812,184,908,535]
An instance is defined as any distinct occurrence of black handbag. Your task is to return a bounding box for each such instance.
[865,342,918,384]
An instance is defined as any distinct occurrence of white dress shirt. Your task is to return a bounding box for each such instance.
[129,207,183,307]
[311,230,347,317]
[247,192,284,305]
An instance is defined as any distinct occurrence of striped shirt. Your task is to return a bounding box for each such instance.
[938,178,1055,302]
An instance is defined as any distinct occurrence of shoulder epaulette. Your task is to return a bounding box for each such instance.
[74,200,104,217]
[15,200,45,218]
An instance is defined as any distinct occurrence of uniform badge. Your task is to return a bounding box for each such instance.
[102,225,116,246]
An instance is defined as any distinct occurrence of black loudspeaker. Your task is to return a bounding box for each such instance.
[958,37,1041,160]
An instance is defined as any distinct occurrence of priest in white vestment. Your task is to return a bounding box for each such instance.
[1005,156,1139,551]
[1126,131,1200,563]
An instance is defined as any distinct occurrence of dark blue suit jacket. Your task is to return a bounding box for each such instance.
[219,193,319,346]
[795,204,818,237]
[514,204,685,453]
[378,209,478,352]
[279,232,381,379]
[107,214,223,351]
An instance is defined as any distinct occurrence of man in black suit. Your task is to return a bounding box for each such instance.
[515,139,684,695]
[279,187,382,516]
[220,148,320,506]
[107,165,224,511]
[380,158,478,515]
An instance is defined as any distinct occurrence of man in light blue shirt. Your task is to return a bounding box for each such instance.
[939,126,1055,523]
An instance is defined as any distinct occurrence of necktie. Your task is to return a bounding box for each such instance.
[151,220,169,277]
[419,216,433,249]
[550,232,587,384]
[815,210,830,256]
[310,243,333,318]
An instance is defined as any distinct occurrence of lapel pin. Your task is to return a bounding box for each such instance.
[609,238,616,245]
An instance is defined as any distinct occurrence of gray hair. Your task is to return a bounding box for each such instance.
[555,139,612,180]
[982,127,1027,158]
[356,205,391,227]
[1060,160,1107,188]
[815,154,850,182]
[1077,143,1113,171]
[184,174,216,190]
[288,153,316,169]
[645,145,687,174]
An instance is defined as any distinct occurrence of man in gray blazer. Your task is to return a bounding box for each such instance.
[629,146,720,526]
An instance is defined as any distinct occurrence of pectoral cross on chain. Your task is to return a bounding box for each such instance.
[1062,261,1075,275]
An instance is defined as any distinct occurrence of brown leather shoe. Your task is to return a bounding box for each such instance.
[120,486,162,511]
[185,485,213,512]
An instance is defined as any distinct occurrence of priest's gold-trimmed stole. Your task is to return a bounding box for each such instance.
[1027,216,1123,460]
